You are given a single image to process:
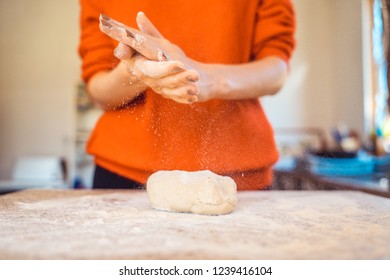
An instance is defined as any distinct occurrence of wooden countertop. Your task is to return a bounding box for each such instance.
[0,189,389,259]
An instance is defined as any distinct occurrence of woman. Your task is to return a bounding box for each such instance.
[78,0,296,190]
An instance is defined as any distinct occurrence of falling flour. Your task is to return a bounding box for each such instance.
[146,170,237,215]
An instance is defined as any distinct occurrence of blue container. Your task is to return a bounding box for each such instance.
[374,154,390,173]
[307,152,375,176]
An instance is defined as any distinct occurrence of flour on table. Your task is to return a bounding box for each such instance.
[146,170,237,215]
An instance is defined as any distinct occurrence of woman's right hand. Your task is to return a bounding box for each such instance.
[114,42,200,104]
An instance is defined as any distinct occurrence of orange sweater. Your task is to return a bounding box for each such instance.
[79,0,296,190]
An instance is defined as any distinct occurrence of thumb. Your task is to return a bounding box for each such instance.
[136,11,163,38]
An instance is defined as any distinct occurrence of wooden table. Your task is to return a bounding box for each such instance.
[0,189,389,259]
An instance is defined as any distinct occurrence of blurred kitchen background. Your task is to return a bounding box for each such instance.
[0,0,389,195]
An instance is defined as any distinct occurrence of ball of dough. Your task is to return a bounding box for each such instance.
[146,170,237,215]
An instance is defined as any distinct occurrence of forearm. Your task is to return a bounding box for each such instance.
[87,61,148,111]
[198,56,288,101]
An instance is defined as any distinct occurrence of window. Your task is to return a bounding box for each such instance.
[364,0,390,154]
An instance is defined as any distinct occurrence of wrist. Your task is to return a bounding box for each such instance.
[193,61,229,101]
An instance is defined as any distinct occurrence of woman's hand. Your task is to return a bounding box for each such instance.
[114,12,205,104]
[114,42,200,104]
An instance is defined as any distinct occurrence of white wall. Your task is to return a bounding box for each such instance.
[0,0,367,180]
[0,0,80,180]
[331,0,365,136]
[263,0,365,139]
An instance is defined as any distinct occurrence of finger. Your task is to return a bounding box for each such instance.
[157,69,200,89]
[171,95,198,104]
[135,59,186,79]
[120,29,167,61]
[160,84,199,99]
[172,96,198,104]
[136,11,163,38]
[120,30,147,55]
[114,42,135,60]
[160,93,198,104]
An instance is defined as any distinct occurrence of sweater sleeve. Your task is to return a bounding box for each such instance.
[252,0,296,62]
[78,0,119,83]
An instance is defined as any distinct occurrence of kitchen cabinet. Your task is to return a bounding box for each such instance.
[73,82,102,188]
[273,165,390,198]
